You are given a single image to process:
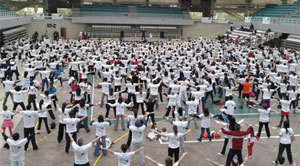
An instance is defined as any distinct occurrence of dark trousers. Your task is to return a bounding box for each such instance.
[13,102,26,111]
[199,127,211,141]
[10,70,19,80]
[126,130,132,147]
[168,147,179,162]
[278,115,289,127]
[220,137,229,155]
[127,93,136,105]
[57,123,66,142]
[146,113,155,123]
[24,127,38,150]
[77,116,90,132]
[105,100,116,118]
[135,103,145,115]
[226,149,243,166]
[257,121,270,138]
[28,94,38,110]
[47,105,56,120]
[276,143,293,164]
[37,117,50,133]
[65,132,77,153]
[165,106,175,118]
[74,162,90,166]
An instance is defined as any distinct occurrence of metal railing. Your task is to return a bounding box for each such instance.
[249,16,300,25]
[72,10,188,19]
[0,11,16,17]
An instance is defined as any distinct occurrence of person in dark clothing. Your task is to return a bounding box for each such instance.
[144,98,156,123]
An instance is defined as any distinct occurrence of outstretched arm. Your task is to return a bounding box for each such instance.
[91,135,102,144]
[183,129,192,137]
[177,152,188,164]
[103,148,114,155]
[68,133,75,143]
[145,156,159,166]
[206,158,222,166]
[134,147,144,155]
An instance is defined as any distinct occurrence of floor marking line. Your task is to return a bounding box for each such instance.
[93,152,103,166]
[158,134,300,144]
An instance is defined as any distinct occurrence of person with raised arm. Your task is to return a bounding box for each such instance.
[104,144,144,166]
[248,103,276,138]
[145,152,188,166]
[69,133,102,166]
[155,126,192,163]
[1,128,40,166]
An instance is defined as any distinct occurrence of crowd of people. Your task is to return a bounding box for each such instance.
[0,35,299,166]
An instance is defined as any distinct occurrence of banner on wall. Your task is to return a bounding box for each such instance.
[52,14,63,20]
[33,13,45,20]
[262,17,271,24]
[244,17,251,23]
[201,17,212,23]
[218,18,229,23]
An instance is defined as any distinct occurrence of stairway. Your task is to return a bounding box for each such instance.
[128,6,138,17]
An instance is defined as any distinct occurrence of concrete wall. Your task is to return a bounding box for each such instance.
[26,19,86,40]
[0,17,32,30]
[182,22,230,39]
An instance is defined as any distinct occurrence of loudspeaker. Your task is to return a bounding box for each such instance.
[120,31,124,38]
[160,31,164,38]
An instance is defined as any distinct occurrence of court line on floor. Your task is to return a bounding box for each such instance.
[158,134,300,144]
[93,119,167,166]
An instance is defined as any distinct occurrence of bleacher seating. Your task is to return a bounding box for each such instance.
[282,34,300,50]
[0,6,14,16]
[252,1,300,18]
[224,28,271,46]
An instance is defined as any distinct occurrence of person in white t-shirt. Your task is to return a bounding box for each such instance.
[249,104,275,138]
[57,103,76,143]
[1,128,39,166]
[273,121,294,165]
[19,104,49,151]
[145,152,188,166]
[129,119,146,166]
[197,108,213,142]
[155,126,191,163]
[91,114,111,156]
[222,96,236,118]
[0,105,15,137]
[108,98,133,131]
[9,86,28,111]
[104,144,144,166]
[69,133,102,166]
[278,96,292,128]
[59,111,88,153]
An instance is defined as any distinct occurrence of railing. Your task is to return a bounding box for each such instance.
[0,11,16,17]
[249,16,300,25]
[72,10,188,19]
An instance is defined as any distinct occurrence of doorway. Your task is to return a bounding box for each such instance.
[60,28,66,39]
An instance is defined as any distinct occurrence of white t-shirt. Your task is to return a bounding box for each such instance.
[149,83,160,96]
[58,108,72,123]
[7,138,28,161]
[199,114,213,128]
[62,118,81,133]
[20,111,38,128]
[280,100,291,112]
[186,101,198,114]
[257,108,270,123]
[0,111,14,120]
[10,90,27,103]
[92,121,110,136]
[166,133,183,149]
[3,80,15,92]
[158,162,179,166]
[129,125,146,143]
[173,121,188,133]
[72,142,92,165]
[135,92,146,103]
[114,152,135,166]
[224,100,236,115]
[280,128,294,144]
[262,89,274,99]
